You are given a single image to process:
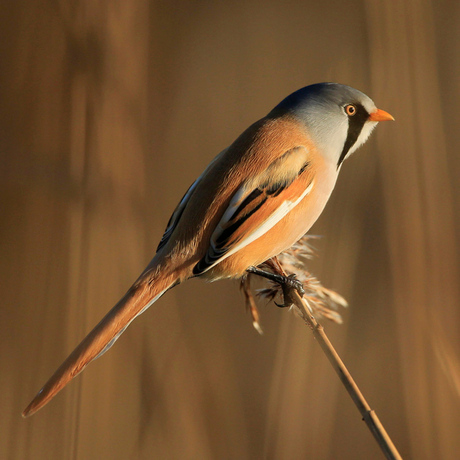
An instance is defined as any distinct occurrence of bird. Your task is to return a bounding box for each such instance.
[22,82,393,417]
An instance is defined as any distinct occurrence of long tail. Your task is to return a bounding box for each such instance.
[22,266,178,418]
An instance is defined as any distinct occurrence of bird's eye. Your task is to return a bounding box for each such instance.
[345,104,356,116]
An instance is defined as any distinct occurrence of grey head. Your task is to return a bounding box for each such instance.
[269,82,390,167]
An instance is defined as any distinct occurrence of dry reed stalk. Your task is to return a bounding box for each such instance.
[291,292,402,460]
[243,237,402,460]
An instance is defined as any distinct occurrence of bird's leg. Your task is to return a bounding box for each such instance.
[246,265,305,308]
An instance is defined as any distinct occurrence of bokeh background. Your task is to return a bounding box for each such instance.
[1,1,460,459]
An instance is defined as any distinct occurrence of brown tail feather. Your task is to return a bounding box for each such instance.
[22,269,177,418]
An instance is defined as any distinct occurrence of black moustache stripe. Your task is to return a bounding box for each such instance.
[337,104,369,167]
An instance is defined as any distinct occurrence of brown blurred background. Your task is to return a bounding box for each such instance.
[1,1,460,459]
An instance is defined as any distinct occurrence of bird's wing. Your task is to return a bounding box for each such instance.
[156,178,200,252]
[193,145,314,275]
[156,148,229,253]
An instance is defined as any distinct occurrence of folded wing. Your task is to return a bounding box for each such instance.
[193,145,314,275]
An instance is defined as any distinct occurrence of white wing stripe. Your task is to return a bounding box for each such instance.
[202,179,315,273]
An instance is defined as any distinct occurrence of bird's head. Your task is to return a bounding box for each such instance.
[270,82,394,167]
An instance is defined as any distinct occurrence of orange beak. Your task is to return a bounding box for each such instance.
[369,108,395,122]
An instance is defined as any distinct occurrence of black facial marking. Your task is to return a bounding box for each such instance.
[337,103,369,167]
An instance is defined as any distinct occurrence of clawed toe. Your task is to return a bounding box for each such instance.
[285,274,305,296]
[246,266,305,307]
[274,300,290,308]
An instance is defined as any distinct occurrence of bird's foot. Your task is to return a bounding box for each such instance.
[246,266,305,308]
